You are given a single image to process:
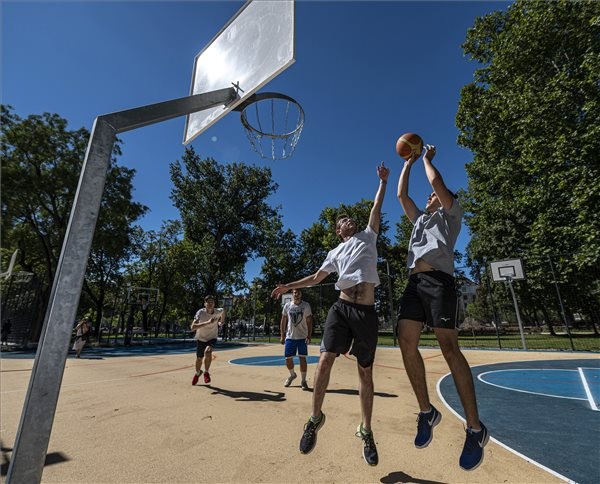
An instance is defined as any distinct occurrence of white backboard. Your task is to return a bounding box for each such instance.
[490,259,525,282]
[183,0,295,144]
[282,293,293,307]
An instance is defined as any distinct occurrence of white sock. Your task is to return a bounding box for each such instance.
[421,407,432,415]
[289,369,296,376]
[196,370,202,376]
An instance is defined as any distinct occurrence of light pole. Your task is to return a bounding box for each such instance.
[252,284,262,341]
[380,258,396,346]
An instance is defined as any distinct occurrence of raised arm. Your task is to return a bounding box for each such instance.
[397,152,420,223]
[422,144,454,210]
[271,270,330,299]
[368,161,390,232]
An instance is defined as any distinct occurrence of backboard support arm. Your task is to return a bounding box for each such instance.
[6,87,238,484]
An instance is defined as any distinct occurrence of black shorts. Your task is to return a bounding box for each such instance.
[321,299,378,368]
[196,338,217,357]
[398,271,458,329]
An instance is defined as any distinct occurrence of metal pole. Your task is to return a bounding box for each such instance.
[384,259,396,346]
[7,88,238,484]
[484,264,502,349]
[252,290,257,341]
[548,256,575,351]
[505,276,527,350]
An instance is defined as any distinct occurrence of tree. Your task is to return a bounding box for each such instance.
[457,1,600,269]
[1,105,147,339]
[457,1,600,326]
[169,147,280,296]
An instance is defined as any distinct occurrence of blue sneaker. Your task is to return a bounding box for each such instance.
[460,422,489,471]
[414,405,442,448]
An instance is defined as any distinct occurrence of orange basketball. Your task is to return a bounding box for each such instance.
[395,133,423,160]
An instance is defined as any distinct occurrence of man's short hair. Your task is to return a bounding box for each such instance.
[204,295,216,302]
[336,214,350,228]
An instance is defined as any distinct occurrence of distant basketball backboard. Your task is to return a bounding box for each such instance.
[183,0,295,144]
[490,259,525,282]
[282,293,293,307]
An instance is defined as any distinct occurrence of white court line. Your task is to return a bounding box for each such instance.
[436,367,575,483]
[478,369,588,402]
[577,367,599,411]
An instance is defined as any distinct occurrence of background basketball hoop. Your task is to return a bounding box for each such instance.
[237,92,304,160]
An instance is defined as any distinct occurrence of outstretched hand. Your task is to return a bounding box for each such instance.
[377,161,390,181]
[423,144,436,164]
[271,285,287,299]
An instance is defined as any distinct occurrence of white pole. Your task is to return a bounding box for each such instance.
[505,276,527,350]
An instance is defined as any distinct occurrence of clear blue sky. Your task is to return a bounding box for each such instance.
[3,0,508,282]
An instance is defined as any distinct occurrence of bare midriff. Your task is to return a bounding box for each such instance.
[339,282,376,305]
[410,258,437,275]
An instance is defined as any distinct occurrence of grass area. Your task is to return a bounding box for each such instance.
[245,332,599,352]
[89,329,599,353]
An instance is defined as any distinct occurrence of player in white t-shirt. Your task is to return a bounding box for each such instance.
[271,162,389,466]
[190,295,225,385]
[280,289,313,390]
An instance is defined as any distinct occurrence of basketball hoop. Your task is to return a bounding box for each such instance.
[237,92,304,160]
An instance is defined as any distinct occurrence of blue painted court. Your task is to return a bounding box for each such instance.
[440,358,600,484]
[229,355,320,366]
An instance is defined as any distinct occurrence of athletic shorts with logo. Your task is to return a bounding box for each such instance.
[398,270,458,329]
[321,299,378,368]
[196,338,217,357]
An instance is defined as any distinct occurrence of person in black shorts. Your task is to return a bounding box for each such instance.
[271,161,390,467]
[397,144,489,471]
[190,295,225,385]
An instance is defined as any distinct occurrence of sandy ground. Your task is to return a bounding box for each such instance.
[1,343,595,483]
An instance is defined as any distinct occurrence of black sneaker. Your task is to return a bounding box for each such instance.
[459,421,489,471]
[299,413,326,454]
[355,424,379,466]
[414,405,442,448]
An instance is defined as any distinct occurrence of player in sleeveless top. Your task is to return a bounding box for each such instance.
[397,144,489,471]
[271,161,389,466]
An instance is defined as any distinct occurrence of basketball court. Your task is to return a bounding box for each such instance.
[3,2,598,483]
[2,342,597,483]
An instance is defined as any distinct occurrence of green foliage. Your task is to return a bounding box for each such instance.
[169,147,280,296]
[457,0,600,270]
[1,105,147,334]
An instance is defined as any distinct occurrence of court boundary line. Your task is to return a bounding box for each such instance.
[477,369,588,402]
[577,366,599,411]
[436,364,575,483]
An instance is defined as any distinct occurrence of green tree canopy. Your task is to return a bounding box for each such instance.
[457,0,600,269]
[169,147,280,296]
[1,105,147,335]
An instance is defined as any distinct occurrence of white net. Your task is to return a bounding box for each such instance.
[240,93,304,160]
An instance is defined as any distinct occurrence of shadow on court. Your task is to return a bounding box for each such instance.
[324,388,398,398]
[1,441,70,476]
[380,471,447,484]
[205,385,286,402]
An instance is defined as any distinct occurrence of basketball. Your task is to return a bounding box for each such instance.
[395,132,423,160]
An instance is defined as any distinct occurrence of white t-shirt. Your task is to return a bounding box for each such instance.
[192,308,224,342]
[318,225,380,290]
[282,300,312,340]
